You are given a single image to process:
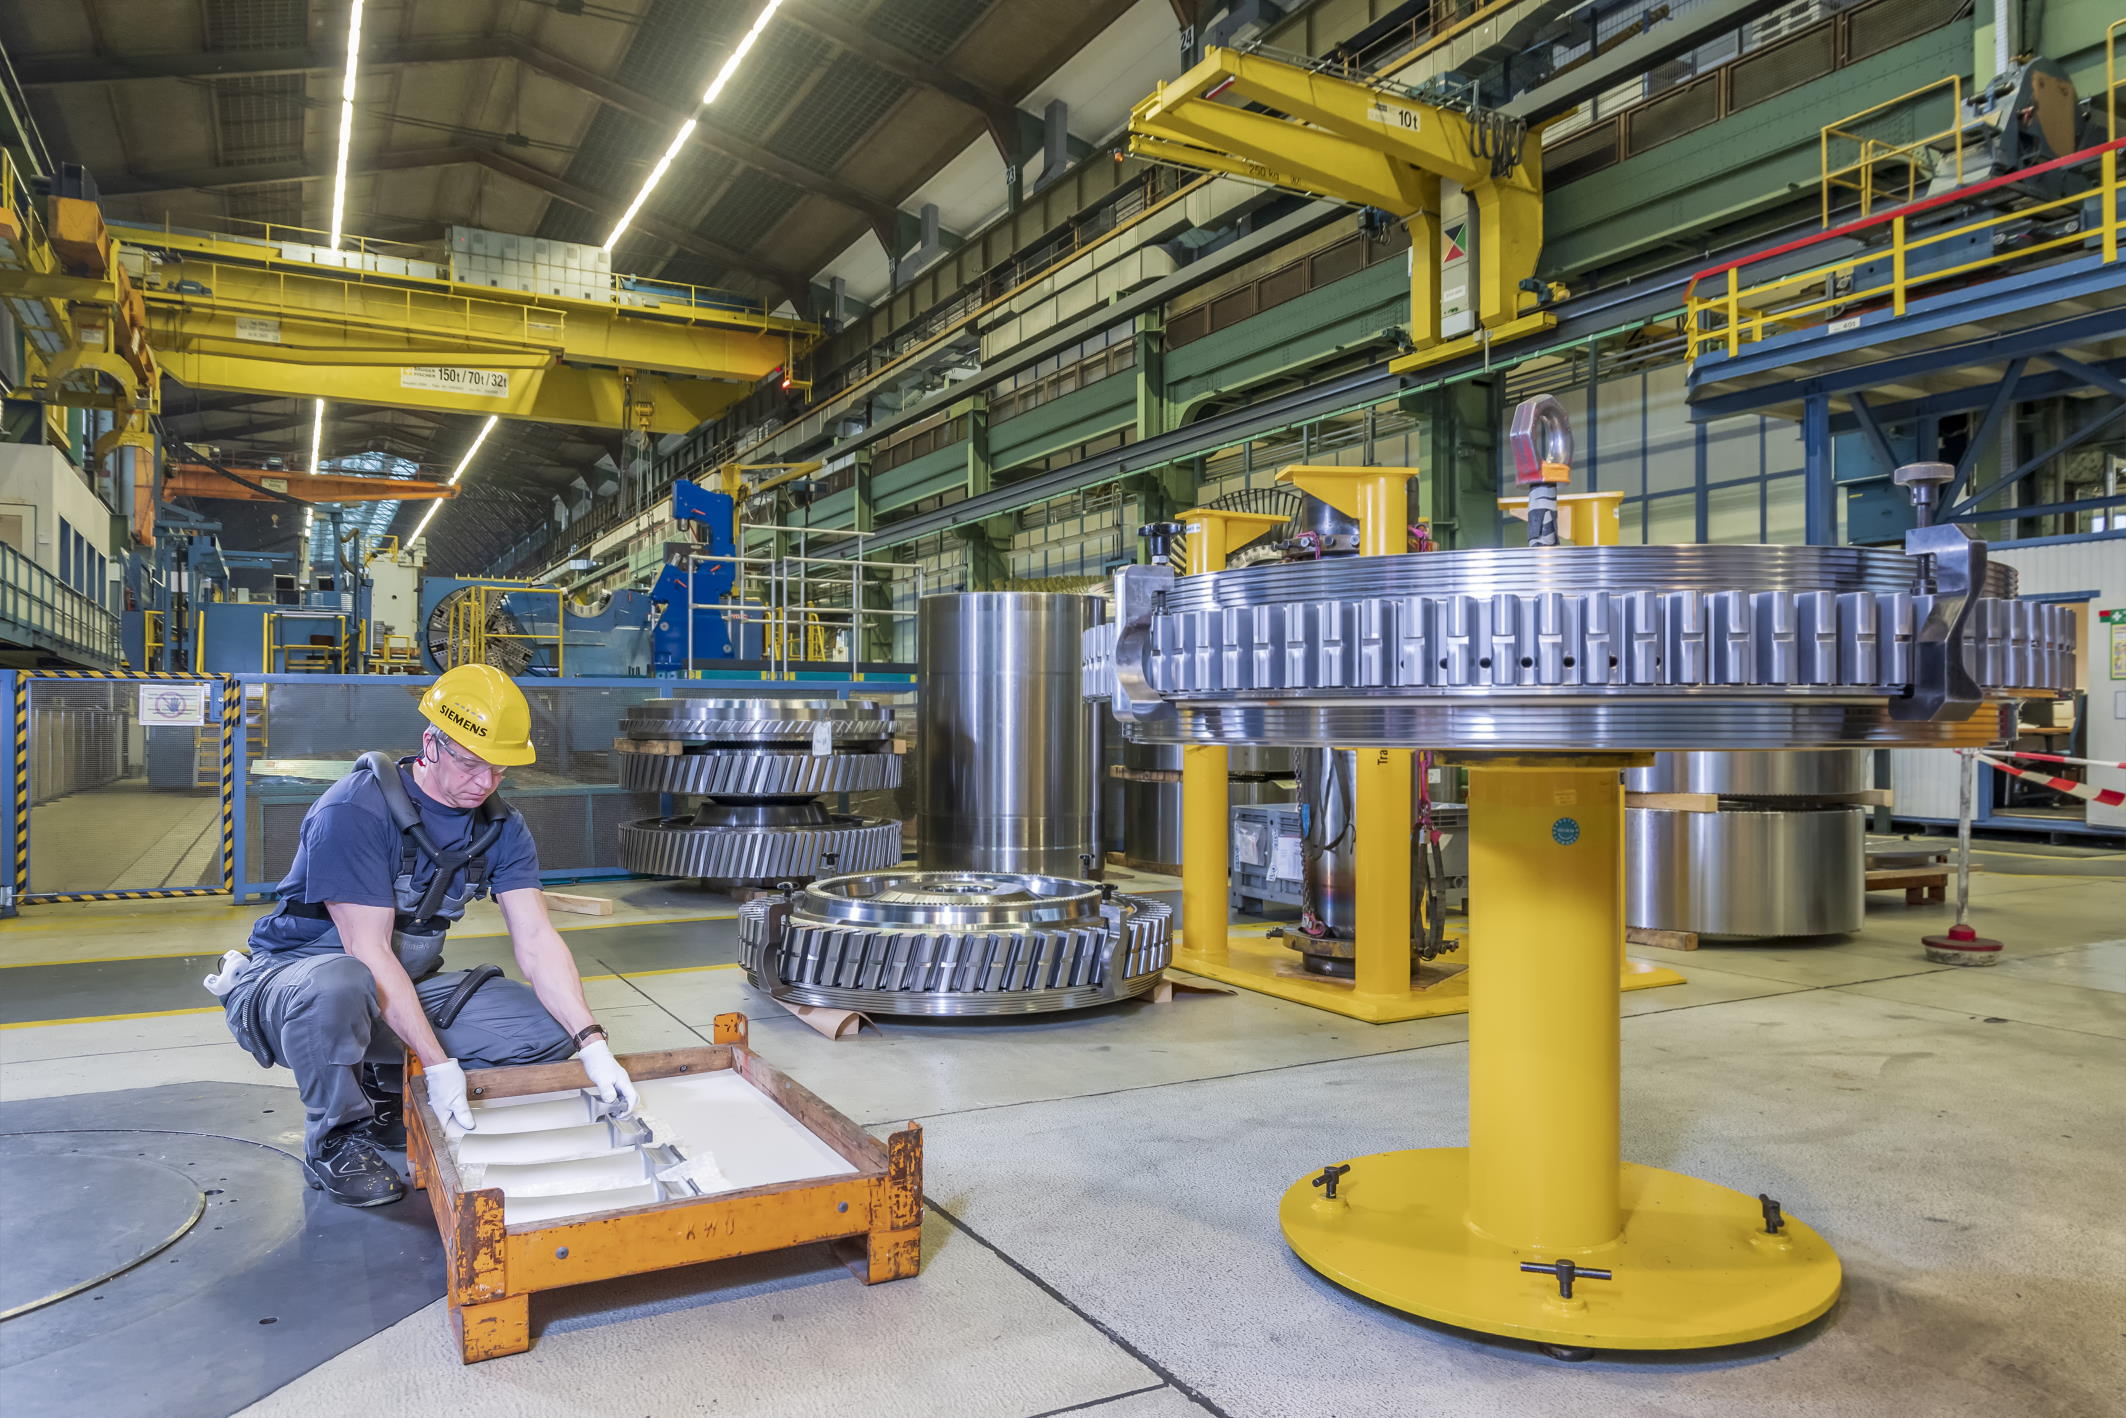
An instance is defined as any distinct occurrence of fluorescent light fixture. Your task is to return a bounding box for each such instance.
[308,398,325,474]
[327,0,366,250]
[407,414,500,549]
[601,0,784,251]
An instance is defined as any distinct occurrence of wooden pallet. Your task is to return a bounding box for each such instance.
[1865,867,1950,905]
[405,1013,921,1363]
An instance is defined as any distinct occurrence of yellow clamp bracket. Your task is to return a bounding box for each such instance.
[1273,465,1418,557]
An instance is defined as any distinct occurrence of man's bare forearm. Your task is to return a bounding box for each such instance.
[497,889,597,1039]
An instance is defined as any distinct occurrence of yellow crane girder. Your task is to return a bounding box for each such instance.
[153,346,748,434]
[1130,46,1555,372]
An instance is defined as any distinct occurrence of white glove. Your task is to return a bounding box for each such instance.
[425,1058,475,1134]
[578,1039,639,1120]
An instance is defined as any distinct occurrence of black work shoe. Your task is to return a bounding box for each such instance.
[303,1130,408,1207]
[355,1066,407,1149]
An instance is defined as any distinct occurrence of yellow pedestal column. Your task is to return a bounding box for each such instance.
[1279,761,1841,1351]
[1168,507,1285,964]
[1349,747,1414,1001]
[1181,743,1231,964]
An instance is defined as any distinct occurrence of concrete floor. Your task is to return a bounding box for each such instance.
[2,861,2122,1418]
[26,778,223,893]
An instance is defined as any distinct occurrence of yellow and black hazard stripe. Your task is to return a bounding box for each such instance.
[10,676,27,899]
[22,669,218,680]
[21,888,230,903]
[218,677,239,888]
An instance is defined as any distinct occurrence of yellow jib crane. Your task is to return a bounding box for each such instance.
[1129,46,1555,372]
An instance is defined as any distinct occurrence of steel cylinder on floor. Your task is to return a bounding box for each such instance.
[917,592,1101,878]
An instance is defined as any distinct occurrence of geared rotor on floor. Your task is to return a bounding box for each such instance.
[614,698,904,887]
[738,871,1175,1015]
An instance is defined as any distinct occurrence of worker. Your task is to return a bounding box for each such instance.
[204,665,637,1207]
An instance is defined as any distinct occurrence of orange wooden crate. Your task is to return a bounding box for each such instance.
[405,1012,921,1363]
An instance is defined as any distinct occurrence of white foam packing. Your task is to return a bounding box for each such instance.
[444,1072,858,1223]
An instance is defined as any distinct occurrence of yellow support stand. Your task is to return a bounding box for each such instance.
[1172,506,1287,966]
[1164,466,1683,1025]
[1281,762,1838,1349]
[1497,490,1626,547]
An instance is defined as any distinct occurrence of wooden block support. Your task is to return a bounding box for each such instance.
[613,736,684,756]
[1866,867,1952,906]
[540,890,614,917]
[1625,791,1720,813]
[1626,926,1699,952]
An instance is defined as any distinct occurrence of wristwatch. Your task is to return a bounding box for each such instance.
[572,1022,609,1048]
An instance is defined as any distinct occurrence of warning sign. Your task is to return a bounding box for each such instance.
[138,682,211,728]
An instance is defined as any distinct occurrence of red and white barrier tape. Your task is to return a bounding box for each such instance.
[1981,749,2126,771]
[1972,753,2126,808]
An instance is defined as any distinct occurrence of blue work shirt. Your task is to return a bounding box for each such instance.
[247,756,541,956]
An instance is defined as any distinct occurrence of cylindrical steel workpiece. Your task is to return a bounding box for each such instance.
[1624,749,1871,797]
[918,592,1102,877]
[1627,803,1866,938]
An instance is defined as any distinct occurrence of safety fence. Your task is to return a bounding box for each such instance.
[4,671,893,911]
[7,670,234,903]
[1685,135,2126,363]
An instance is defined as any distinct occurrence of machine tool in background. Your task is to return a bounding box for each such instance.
[739,870,1173,1015]
[1834,59,2102,306]
[614,697,902,889]
[647,477,749,674]
[419,578,656,677]
[1626,751,1870,941]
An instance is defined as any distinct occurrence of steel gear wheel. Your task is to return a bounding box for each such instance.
[616,749,902,796]
[612,696,906,886]
[738,872,1175,1015]
[618,815,901,884]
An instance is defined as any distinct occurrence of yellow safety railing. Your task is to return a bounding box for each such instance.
[1820,77,1964,224]
[1687,136,2126,364]
[262,612,359,673]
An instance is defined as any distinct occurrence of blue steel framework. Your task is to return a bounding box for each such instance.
[1687,255,2126,543]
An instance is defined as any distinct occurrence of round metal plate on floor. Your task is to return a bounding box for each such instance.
[1279,1148,1841,1350]
[0,1148,204,1319]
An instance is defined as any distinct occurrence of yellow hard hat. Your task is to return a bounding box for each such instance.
[418,664,535,766]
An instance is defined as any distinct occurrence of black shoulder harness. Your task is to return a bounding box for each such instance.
[355,751,515,920]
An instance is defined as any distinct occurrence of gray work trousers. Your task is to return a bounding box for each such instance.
[226,954,573,1154]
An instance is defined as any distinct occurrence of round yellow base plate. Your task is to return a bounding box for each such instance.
[1280,1148,1841,1350]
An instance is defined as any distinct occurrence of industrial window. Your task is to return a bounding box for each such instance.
[59,520,72,586]
[1207,289,1256,334]
[1847,0,1967,64]
[1257,262,1308,313]
[1625,74,1720,156]
[1546,125,1621,187]
[1308,237,1365,287]
[1728,26,1838,112]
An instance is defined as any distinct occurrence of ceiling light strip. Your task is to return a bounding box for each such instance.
[601,0,785,251]
[327,0,366,250]
[407,415,501,549]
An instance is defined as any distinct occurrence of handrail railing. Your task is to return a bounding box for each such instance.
[1820,76,1964,225]
[1686,136,2126,363]
[0,541,121,665]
